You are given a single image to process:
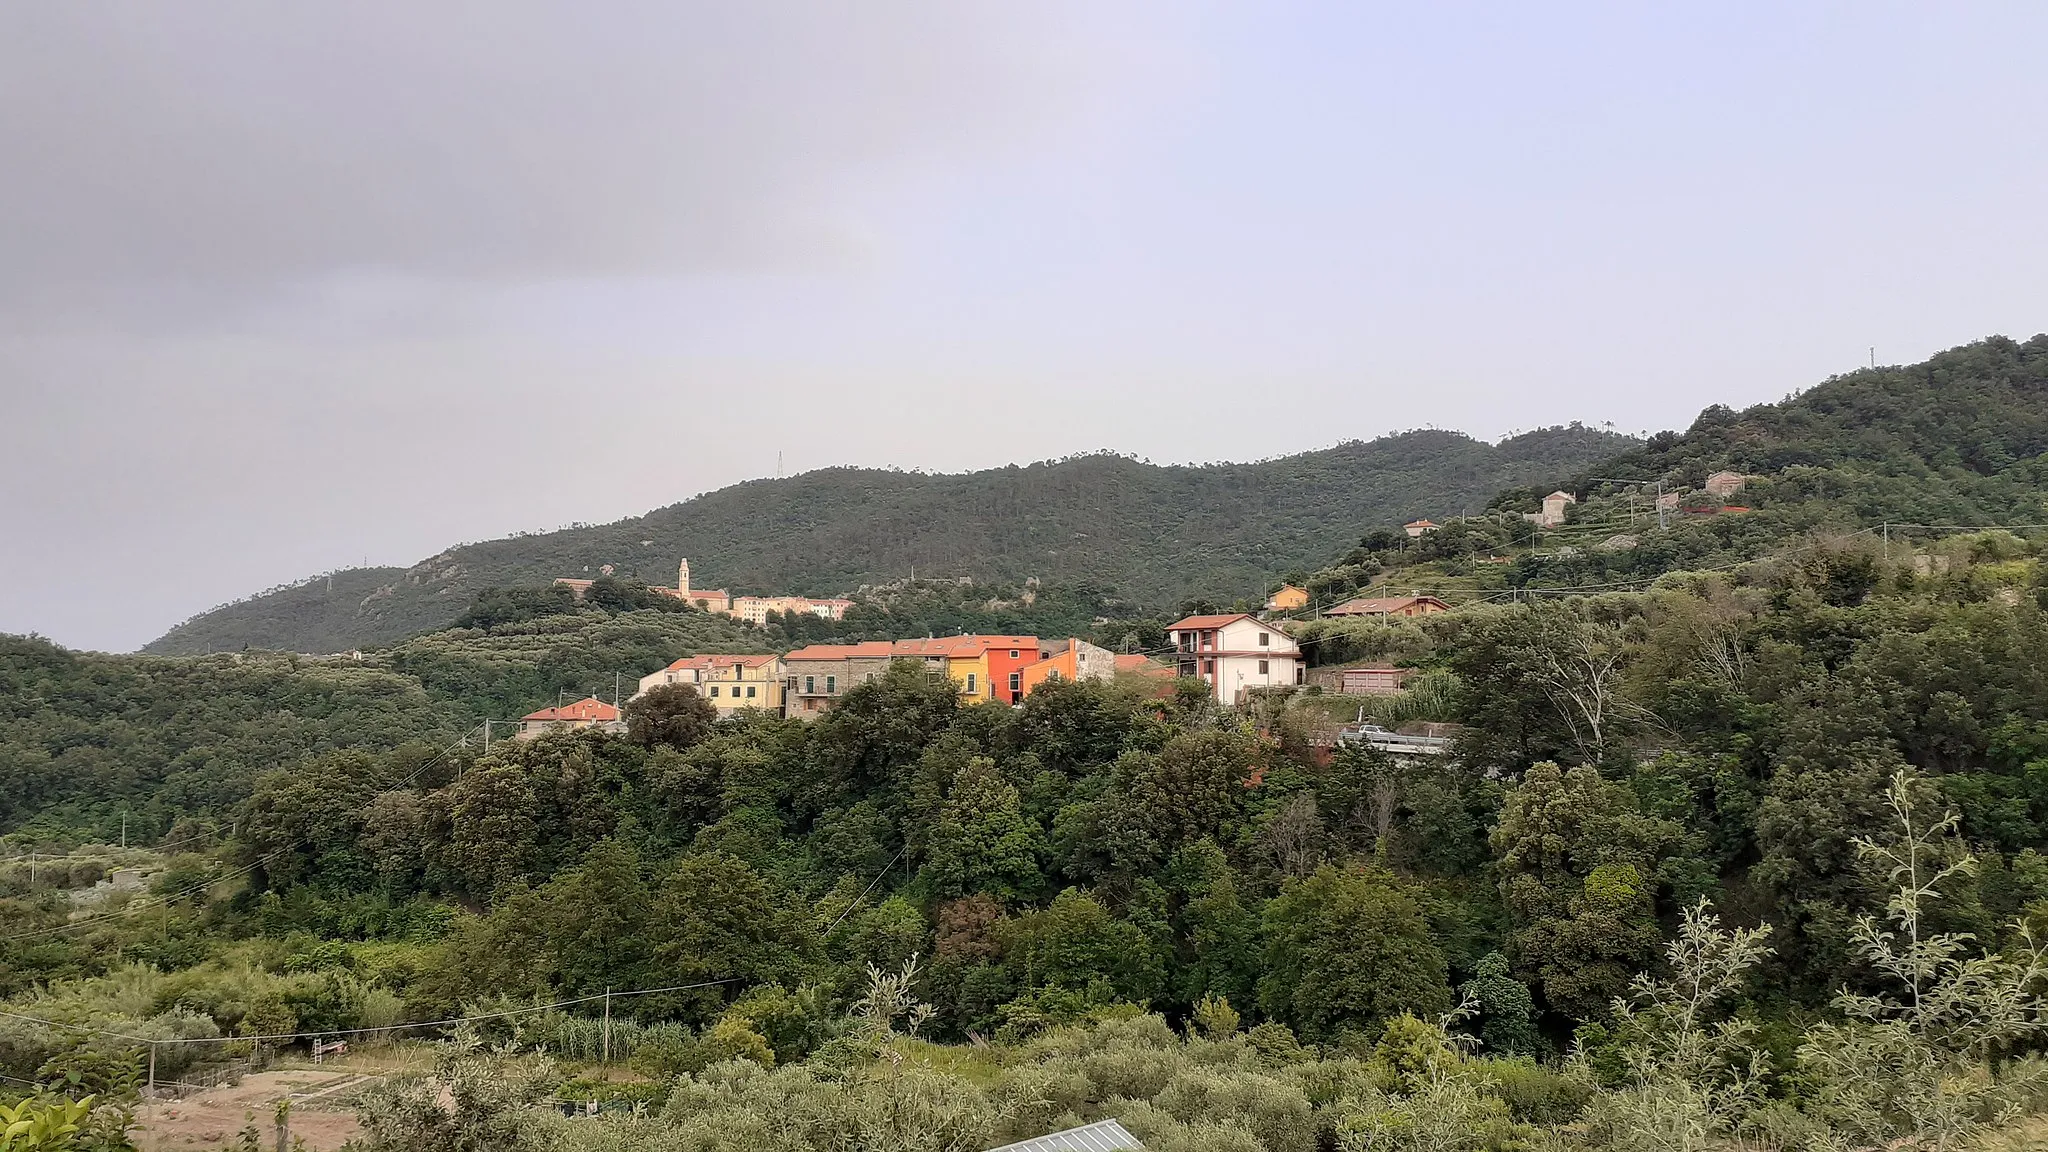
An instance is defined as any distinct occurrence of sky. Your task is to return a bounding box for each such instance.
[5,3,2048,652]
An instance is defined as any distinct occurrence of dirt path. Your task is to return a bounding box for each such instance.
[133,1069,369,1152]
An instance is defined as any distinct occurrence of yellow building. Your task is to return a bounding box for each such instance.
[1265,584,1310,612]
[637,653,783,714]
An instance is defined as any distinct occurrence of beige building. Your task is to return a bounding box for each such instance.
[1166,613,1305,705]
[1324,595,1452,619]
[516,697,625,739]
[637,653,784,714]
[731,595,855,625]
[781,642,900,718]
[1703,470,1749,498]
[1524,490,1577,528]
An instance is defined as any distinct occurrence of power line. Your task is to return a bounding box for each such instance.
[0,978,740,1049]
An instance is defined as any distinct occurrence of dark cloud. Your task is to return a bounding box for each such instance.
[0,2,1067,307]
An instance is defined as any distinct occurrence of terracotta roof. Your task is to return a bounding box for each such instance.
[662,653,776,672]
[1114,654,1174,677]
[783,641,897,661]
[890,635,1040,657]
[520,697,620,723]
[1405,518,1437,527]
[1324,595,1452,616]
[1167,613,1256,631]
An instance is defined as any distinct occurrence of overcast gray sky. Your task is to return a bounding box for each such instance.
[5,3,2047,652]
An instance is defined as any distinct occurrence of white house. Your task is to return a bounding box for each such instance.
[1166,613,1304,705]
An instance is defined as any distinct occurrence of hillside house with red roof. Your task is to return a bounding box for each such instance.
[1324,595,1452,619]
[515,697,624,740]
[1166,613,1303,705]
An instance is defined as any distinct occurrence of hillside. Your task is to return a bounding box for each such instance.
[143,425,1633,654]
[1562,333,2048,525]
[1277,335,2048,603]
[0,633,460,840]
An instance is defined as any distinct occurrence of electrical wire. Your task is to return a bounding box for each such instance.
[0,978,740,1049]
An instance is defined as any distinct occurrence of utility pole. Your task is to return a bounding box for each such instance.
[1883,522,1890,560]
[602,987,613,1065]
[482,720,490,755]
[121,811,128,850]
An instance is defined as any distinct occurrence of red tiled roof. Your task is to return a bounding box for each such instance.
[1114,654,1174,677]
[1325,596,1452,616]
[784,641,897,661]
[662,653,777,671]
[891,635,1040,657]
[1167,614,1255,631]
[520,697,620,723]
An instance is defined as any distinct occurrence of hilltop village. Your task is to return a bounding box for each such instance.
[516,470,1763,739]
[516,466,1763,738]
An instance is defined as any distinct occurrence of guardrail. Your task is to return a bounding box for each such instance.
[1336,725,1454,756]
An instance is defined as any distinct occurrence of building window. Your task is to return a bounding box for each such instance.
[1008,672,1021,695]
[1295,666,1306,684]
[805,676,815,694]
[1258,660,1269,675]
[826,675,837,694]
[1258,632,1270,647]
[1201,659,1214,676]
[746,685,756,698]
[1010,649,1019,659]
[709,686,720,698]
[966,673,977,695]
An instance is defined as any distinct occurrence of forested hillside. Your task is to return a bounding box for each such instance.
[1560,333,2048,525]
[143,425,1633,655]
[0,634,459,842]
[14,535,2048,1150]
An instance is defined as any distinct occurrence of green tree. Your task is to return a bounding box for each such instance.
[651,852,818,1022]
[1492,761,1675,1023]
[920,758,1043,902]
[540,840,652,996]
[1460,952,1539,1057]
[623,682,718,751]
[1259,865,1452,1041]
[1001,888,1165,1007]
[440,763,539,899]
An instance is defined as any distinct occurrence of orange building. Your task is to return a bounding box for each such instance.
[1017,638,1116,697]
[888,635,1044,704]
[1265,584,1310,612]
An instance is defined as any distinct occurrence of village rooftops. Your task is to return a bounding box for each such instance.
[1323,595,1452,617]
[656,653,778,673]
[1165,613,1260,631]
[519,697,621,724]
[783,641,898,661]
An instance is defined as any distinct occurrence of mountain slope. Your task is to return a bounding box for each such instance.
[1568,334,2048,524]
[145,425,1634,654]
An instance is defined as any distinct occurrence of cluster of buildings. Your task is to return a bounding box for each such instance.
[512,611,1325,738]
[514,634,1181,738]
[555,559,853,623]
